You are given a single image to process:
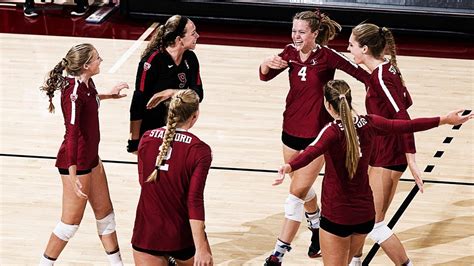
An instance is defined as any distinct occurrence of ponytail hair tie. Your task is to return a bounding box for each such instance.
[314,9,321,20]
[379,27,385,36]
[339,94,346,100]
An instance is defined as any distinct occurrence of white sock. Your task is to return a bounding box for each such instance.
[39,254,55,266]
[272,239,292,262]
[403,259,413,266]
[349,256,362,266]
[305,210,320,229]
[106,250,123,266]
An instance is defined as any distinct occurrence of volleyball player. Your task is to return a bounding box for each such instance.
[128,15,203,154]
[347,23,421,265]
[260,10,370,264]
[275,79,472,265]
[39,43,128,265]
[132,90,213,266]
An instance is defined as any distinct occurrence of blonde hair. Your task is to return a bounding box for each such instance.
[352,23,404,85]
[40,43,96,113]
[147,89,200,182]
[293,10,341,46]
[141,15,189,59]
[324,80,359,178]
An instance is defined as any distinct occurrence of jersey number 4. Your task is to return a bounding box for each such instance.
[298,67,307,81]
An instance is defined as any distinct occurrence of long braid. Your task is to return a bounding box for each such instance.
[40,59,68,113]
[325,80,360,178]
[146,89,200,182]
[146,111,179,182]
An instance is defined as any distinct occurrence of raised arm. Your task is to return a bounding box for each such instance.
[370,109,473,135]
[327,47,370,84]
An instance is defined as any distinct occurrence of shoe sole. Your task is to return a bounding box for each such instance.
[308,252,322,258]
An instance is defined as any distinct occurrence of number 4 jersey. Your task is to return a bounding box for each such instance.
[260,44,369,139]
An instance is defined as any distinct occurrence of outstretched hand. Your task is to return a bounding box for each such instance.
[147,89,176,109]
[264,55,288,70]
[108,82,129,99]
[273,164,292,186]
[440,109,473,125]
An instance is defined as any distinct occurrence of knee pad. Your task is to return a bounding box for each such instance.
[96,211,116,235]
[304,188,316,202]
[284,194,305,222]
[368,221,393,244]
[53,221,79,241]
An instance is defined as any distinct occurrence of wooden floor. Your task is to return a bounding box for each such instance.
[1,33,473,265]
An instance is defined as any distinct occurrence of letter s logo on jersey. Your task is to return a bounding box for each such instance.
[143,62,151,71]
[178,73,187,88]
[70,94,78,102]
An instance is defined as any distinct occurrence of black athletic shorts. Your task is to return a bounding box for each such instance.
[281,131,316,151]
[383,164,408,173]
[320,216,375,238]
[132,245,196,261]
[58,168,92,175]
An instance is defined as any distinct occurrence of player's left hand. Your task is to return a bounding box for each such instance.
[109,82,129,98]
[407,155,424,193]
[147,89,176,109]
[273,164,292,186]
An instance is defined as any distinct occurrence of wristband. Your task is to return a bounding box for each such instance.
[127,139,139,153]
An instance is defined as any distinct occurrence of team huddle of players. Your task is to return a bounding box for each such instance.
[37,11,473,266]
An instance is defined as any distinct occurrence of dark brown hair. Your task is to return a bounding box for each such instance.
[141,15,189,59]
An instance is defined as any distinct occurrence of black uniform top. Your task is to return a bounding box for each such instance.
[130,49,203,137]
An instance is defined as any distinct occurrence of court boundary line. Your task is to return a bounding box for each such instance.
[1,152,472,186]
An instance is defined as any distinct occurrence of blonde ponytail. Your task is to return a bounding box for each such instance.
[324,80,360,178]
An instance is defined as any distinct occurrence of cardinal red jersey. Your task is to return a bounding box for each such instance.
[260,44,369,138]
[366,61,415,167]
[289,114,439,225]
[132,127,212,251]
[130,50,203,137]
[55,77,100,171]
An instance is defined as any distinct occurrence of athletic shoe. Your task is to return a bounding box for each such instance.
[168,256,176,266]
[308,228,322,258]
[23,6,38,17]
[264,255,281,266]
[71,5,88,16]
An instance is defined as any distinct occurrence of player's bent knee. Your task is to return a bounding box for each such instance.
[96,211,116,235]
[53,221,79,241]
[304,188,316,202]
[368,221,393,244]
[284,194,305,222]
